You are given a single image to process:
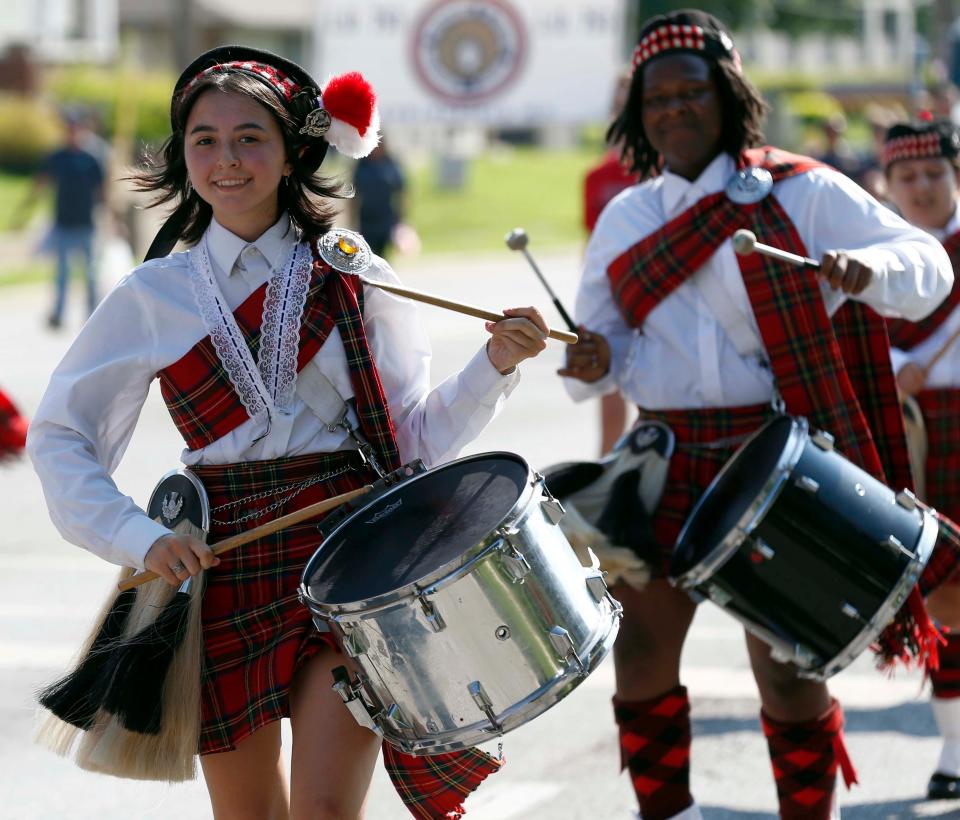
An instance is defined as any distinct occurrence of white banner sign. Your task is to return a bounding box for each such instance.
[313,0,627,127]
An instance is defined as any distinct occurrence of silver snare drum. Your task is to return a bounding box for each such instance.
[299,452,621,755]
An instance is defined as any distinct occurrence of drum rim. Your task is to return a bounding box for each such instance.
[669,415,807,589]
[300,450,536,614]
[797,506,940,680]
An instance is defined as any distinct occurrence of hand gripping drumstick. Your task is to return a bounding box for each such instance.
[356,274,578,345]
[504,227,578,333]
[732,229,821,270]
[923,324,960,376]
[117,484,373,591]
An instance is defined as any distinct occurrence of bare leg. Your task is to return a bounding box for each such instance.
[201,721,288,820]
[611,579,697,699]
[746,633,830,721]
[599,392,630,455]
[289,648,382,820]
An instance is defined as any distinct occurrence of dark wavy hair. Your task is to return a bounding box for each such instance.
[129,71,347,246]
[608,56,769,179]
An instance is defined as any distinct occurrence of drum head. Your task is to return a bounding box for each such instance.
[304,453,529,604]
[671,415,795,577]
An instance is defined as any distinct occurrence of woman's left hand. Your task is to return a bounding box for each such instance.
[485,307,549,374]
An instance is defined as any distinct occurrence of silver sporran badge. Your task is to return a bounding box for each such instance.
[161,491,184,524]
[725,167,773,205]
[318,228,373,274]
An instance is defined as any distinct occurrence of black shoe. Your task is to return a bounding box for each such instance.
[928,771,960,799]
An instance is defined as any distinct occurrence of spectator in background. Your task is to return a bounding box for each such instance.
[351,136,417,257]
[16,109,104,329]
[583,69,639,454]
[814,112,862,180]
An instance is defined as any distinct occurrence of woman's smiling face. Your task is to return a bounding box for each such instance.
[184,89,291,241]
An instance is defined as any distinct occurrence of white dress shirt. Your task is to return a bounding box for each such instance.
[890,205,960,388]
[27,215,520,569]
[566,152,954,409]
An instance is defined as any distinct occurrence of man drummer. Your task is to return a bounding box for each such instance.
[559,9,953,820]
[883,117,960,801]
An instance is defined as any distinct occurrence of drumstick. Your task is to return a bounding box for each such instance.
[505,228,578,332]
[118,484,373,591]
[922,324,960,376]
[732,229,821,270]
[354,274,579,345]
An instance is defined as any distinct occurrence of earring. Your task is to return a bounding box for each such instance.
[185,178,193,196]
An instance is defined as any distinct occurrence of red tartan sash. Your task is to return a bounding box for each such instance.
[887,231,960,350]
[607,147,911,493]
[157,242,401,471]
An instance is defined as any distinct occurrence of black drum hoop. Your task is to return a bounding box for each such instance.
[670,415,807,590]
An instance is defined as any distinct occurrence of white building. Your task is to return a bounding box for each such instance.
[0,0,118,62]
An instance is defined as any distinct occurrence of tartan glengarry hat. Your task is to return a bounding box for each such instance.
[631,9,741,75]
[882,119,960,169]
[173,45,381,170]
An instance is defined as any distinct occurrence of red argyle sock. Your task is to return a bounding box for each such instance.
[761,699,858,820]
[931,633,960,699]
[613,686,693,820]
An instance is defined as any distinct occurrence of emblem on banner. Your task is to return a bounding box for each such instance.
[411,0,526,104]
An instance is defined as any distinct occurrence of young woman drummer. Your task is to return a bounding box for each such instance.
[559,10,953,820]
[882,118,960,802]
[27,46,549,819]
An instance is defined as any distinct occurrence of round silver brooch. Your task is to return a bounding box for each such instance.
[318,228,372,274]
[725,167,773,205]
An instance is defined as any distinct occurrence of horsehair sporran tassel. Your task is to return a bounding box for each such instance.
[75,512,207,782]
[33,567,139,757]
[76,563,205,782]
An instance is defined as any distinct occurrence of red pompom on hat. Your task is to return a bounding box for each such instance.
[321,71,380,158]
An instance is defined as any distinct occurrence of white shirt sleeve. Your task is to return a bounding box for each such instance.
[362,258,520,466]
[777,167,954,320]
[26,273,173,569]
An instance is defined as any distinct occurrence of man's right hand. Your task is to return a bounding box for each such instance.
[896,361,926,397]
[557,326,611,382]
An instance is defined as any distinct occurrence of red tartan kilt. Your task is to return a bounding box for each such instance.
[638,403,773,577]
[917,388,960,588]
[191,450,376,754]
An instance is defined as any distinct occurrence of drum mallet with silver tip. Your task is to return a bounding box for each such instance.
[505,227,577,332]
[732,229,820,270]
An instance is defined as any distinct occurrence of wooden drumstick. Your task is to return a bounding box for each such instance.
[355,275,579,345]
[118,485,373,591]
[732,229,821,270]
[922,324,960,376]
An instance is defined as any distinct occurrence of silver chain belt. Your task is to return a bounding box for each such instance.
[211,464,354,525]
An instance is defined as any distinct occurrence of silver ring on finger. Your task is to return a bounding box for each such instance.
[170,560,186,574]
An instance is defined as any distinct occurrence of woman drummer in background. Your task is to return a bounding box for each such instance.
[558,9,953,820]
[883,118,960,802]
[26,46,548,819]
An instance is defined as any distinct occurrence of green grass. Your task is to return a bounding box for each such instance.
[407,146,598,254]
[0,173,37,230]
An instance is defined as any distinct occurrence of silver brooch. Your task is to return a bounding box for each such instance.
[725,167,773,205]
[300,107,332,138]
[318,228,372,274]
[161,491,184,524]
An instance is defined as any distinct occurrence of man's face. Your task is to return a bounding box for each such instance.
[640,52,724,181]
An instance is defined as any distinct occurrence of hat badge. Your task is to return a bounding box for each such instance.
[300,107,332,138]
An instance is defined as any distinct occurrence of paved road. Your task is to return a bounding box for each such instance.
[1,250,958,818]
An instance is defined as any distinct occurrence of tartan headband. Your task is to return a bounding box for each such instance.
[180,60,302,103]
[631,22,741,74]
[882,122,960,169]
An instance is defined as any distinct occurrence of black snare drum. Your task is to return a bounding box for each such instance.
[670,415,938,680]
